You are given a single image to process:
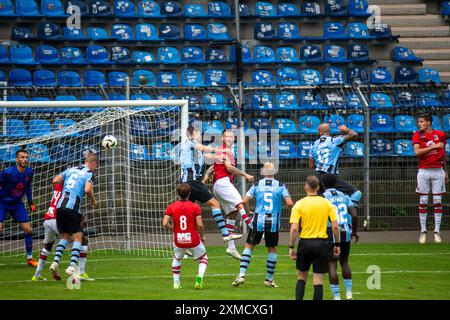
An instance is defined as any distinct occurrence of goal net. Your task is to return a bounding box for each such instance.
[0,97,188,257]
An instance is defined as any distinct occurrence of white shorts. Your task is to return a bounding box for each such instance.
[173,242,206,260]
[43,219,59,244]
[213,177,243,215]
[416,168,446,195]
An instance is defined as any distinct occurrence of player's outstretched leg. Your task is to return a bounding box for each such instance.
[32,242,53,281]
[225,214,241,260]
[207,199,242,242]
[264,249,278,288]
[195,254,208,290]
[232,246,252,287]
[433,195,443,243]
[65,241,81,277]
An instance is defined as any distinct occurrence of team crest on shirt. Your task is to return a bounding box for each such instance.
[177,232,192,243]
[434,135,439,141]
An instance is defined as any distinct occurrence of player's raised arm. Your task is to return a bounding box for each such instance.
[202,165,214,184]
[224,158,254,182]
[339,125,358,142]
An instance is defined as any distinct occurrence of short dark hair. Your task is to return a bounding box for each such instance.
[305,176,320,190]
[16,149,27,157]
[177,183,191,199]
[418,113,433,124]
[187,126,195,136]
[322,174,337,189]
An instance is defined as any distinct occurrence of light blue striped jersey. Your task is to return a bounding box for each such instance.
[178,139,204,182]
[309,135,345,174]
[56,165,95,214]
[246,178,290,232]
[323,188,353,242]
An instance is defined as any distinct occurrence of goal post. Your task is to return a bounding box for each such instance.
[0,99,189,257]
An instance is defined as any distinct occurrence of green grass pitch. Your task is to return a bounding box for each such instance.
[0,243,449,300]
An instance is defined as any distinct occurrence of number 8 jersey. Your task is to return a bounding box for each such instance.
[165,199,201,248]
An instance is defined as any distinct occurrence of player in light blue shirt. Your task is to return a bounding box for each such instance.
[232,162,293,288]
[309,123,362,206]
[49,153,97,281]
[322,174,359,300]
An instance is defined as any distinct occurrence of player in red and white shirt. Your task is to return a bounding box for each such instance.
[203,130,254,260]
[412,114,448,244]
[163,183,208,290]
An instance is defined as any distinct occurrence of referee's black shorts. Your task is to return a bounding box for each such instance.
[56,208,82,235]
[187,180,214,204]
[296,238,329,274]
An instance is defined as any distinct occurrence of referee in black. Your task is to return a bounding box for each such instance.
[289,176,340,300]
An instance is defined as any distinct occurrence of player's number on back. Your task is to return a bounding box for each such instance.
[66,174,78,190]
[318,147,330,165]
[180,215,187,231]
[264,193,273,212]
[333,204,347,224]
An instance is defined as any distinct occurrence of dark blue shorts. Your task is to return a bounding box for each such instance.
[0,202,30,223]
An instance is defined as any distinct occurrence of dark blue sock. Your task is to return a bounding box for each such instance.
[24,233,33,258]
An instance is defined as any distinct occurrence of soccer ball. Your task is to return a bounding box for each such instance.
[102,135,118,149]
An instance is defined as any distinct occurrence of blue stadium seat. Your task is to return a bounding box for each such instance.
[324,67,345,84]
[277,67,300,86]
[442,2,450,15]
[232,3,252,17]
[10,68,33,86]
[251,92,275,111]
[370,93,393,109]
[370,67,393,84]
[394,115,417,133]
[63,27,89,41]
[323,22,348,39]
[300,45,323,63]
[157,71,179,86]
[87,45,112,64]
[160,24,180,40]
[53,119,79,137]
[274,118,298,134]
[158,47,181,64]
[277,22,301,41]
[138,1,161,17]
[133,50,156,64]
[36,45,61,64]
[432,115,443,131]
[90,0,112,16]
[182,95,201,111]
[130,117,151,136]
[347,22,375,39]
[184,24,207,41]
[38,22,63,41]
[370,138,393,156]
[298,141,313,159]
[61,47,86,64]
[278,3,299,17]
[346,142,364,157]
[50,143,76,162]
[130,144,151,160]
[7,95,27,101]
[324,45,349,63]
[16,0,41,16]
[348,67,369,84]
[346,93,363,109]
[33,70,57,87]
[325,0,347,17]
[256,2,277,17]
[395,91,416,108]
[276,91,300,110]
[108,71,128,86]
[205,69,228,86]
[370,24,399,41]
[27,143,52,162]
[112,24,134,41]
[207,23,232,41]
[347,114,364,133]
[299,69,322,86]
[87,27,113,41]
[182,46,205,64]
[203,120,224,135]
[10,45,38,65]
[418,92,442,108]
[181,69,204,86]
[395,66,417,84]
[251,70,275,86]
[162,1,183,17]
[75,144,100,160]
[370,114,394,133]
[252,117,272,132]
[225,117,250,132]
[135,24,159,41]
[208,2,232,17]
[131,94,152,101]
[42,0,67,17]
[443,114,450,132]
[65,0,89,16]
[108,93,126,100]
[11,26,36,41]
[300,90,324,110]
[254,45,276,63]
[114,0,137,17]
[394,139,414,157]
[348,0,369,16]
[0,70,5,85]
[84,70,106,87]
[324,114,346,134]
[298,115,320,134]
[184,3,207,17]
[28,119,52,137]
[152,143,174,161]
[254,23,276,40]
[276,47,301,63]
[418,68,441,84]
[55,95,80,113]
[206,48,227,63]
[301,1,322,16]
[278,140,297,159]
[4,119,28,137]
[0,0,15,16]
[0,145,20,162]
[111,46,132,64]
[132,70,156,86]
[348,43,374,63]
[229,41,252,63]
[392,47,424,63]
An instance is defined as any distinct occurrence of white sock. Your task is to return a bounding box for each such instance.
[35,248,50,276]
[419,196,428,233]
[78,245,88,274]
[433,197,443,233]
[172,258,181,283]
[226,219,236,250]
[198,255,208,278]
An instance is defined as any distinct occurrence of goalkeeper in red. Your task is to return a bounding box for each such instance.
[163,183,208,290]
